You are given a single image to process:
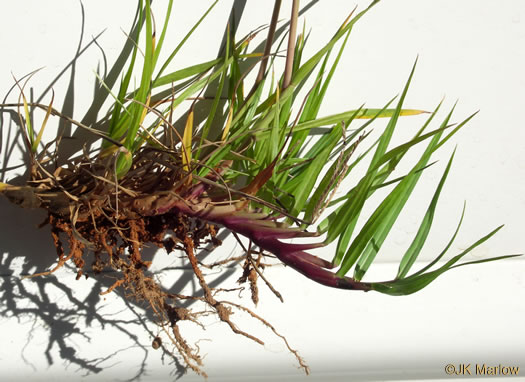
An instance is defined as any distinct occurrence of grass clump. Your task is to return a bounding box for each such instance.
[0,0,518,376]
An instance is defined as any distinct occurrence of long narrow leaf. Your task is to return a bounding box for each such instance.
[155,0,219,82]
[371,226,510,295]
[337,104,443,279]
[396,149,456,279]
[326,61,418,256]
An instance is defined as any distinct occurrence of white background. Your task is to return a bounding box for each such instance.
[1,1,524,381]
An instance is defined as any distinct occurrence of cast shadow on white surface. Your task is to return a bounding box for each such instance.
[0,193,242,379]
[0,198,150,377]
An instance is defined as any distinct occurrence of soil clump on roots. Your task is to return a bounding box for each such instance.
[2,149,308,377]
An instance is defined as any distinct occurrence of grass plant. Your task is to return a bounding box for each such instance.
[0,0,518,376]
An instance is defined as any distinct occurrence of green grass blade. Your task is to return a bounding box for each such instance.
[349,140,440,281]
[325,62,417,253]
[287,127,342,217]
[196,70,227,160]
[203,5,383,176]
[106,1,144,148]
[433,110,478,153]
[153,59,222,89]
[368,59,418,172]
[269,86,281,164]
[396,149,456,279]
[154,0,219,82]
[448,254,522,269]
[337,112,442,279]
[151,0,174,69]
[371,225,509,295]
[256,108,425,138]
[123,0,154,151]
[410,202,466,277]
[163,57,234,121]
[329,100,446,268]
[195,29,231,160]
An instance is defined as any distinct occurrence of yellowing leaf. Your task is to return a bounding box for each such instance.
[33,91,55,153]
[19,92,34,150]
[355,108,428,119]
[99,139,125,159]
[339,6,357,31]
[139,93,151,127]
[221,105,234,141]
[182,109,194,180]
